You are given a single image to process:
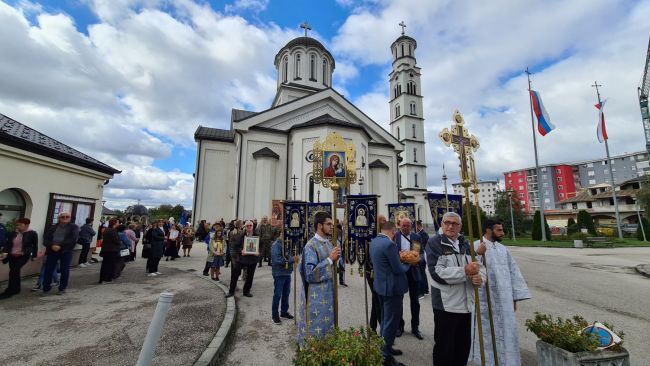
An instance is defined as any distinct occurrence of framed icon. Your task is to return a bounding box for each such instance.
[323,151,346,178]
[242,236,260,255]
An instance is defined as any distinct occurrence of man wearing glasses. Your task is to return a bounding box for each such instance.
[42,212,80,295]
[425,212,485,366]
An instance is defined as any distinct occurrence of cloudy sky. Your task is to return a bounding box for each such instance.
[1,0,648,209]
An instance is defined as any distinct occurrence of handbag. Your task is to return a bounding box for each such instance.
[120,249,131,257]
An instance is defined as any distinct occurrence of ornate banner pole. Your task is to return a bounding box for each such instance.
[439,110,486,366]
[312,132,357,328]
[470,156,499,366]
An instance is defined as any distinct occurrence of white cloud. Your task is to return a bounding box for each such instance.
[224,0,270,13]
[332,0,650,189]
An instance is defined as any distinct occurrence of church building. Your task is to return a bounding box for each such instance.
[192,25,430,224]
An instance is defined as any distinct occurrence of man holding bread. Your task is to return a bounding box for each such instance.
[425,211,486,366]
[393,217,424,340]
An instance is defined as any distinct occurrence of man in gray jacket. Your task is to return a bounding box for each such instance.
[425,212,485,366]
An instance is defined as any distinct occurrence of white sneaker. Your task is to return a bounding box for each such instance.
[79,263,87,268]
[147,273,157,277]
[155,272,162,275]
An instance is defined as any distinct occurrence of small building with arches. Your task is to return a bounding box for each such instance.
[0,113,119,281]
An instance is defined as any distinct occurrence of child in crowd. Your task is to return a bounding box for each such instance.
[211,226,225,281]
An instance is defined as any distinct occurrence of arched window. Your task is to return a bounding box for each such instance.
[397,84,402,95]
[414,172,419,187]
[397,126,400,139]
[394,86,398,98]
[410,102,416,116]
[412,123,416,137]
[294,53,301,79]
[401,44,404,57]
[399,174,402,187]
[408,81,416,95]
[413,147,417,162]
[409,44,412,56]
[310,54,316,80]
[282,56,288,83]
[395,104,400,118]
[309,175,314,202]
[322,59,328,86]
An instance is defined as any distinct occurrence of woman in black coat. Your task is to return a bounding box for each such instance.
[0,218,38,299]
[99,219,120,284]
[147,220,166,276]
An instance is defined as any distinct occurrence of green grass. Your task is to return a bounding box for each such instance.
[502,237,650,248]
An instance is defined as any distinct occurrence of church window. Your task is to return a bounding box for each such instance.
[407,81,416,95]
[309,54,316,81]
[395,104,400,118]
[401,44,404,57]
[397,84,402,95]
[397,127,400,139]
[412,123,416,137]
[413,147,417,162]
[295,53,301,79]
[282,56,288,83]
[399,174,402,187]
[414,172,419,187]
[409,43,412,56]
[322,59,328,86]
[394,86,397,98]
[410,102,416,116]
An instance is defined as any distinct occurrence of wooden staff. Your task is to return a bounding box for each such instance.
[332,184,339,328]
[470,157,499,366]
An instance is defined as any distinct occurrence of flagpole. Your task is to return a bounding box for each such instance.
[525,68,547,241]
[592,81,624,239]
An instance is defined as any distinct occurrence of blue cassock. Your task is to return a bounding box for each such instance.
[296,236,335,345]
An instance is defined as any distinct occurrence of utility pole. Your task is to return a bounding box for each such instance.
[508,190,516,241]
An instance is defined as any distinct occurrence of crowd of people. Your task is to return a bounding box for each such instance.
[0,209,531,366]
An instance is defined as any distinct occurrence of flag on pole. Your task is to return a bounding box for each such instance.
[595,99,608,143]
[529,90,555,136]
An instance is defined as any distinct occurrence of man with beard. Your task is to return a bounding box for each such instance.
[471,219,531,366]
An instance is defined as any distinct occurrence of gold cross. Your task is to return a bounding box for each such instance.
[315,326,322,335]
[439,110,480,185]
[313,309,320,317]
[311,291,318,300]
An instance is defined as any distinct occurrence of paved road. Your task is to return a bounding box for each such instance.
[221,247,650,366]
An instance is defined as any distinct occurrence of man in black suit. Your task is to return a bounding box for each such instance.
[369,221,409,366]
[416,220,430,297]
[393,217,424,340]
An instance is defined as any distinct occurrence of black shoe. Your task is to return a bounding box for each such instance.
[57,290,66,296]
[412,329,424,340]
[339,282,348,287]
[0,292,15,300]
[280,312,294,319]
[202,272,209,276]
[243,293,253,298]
[258,263,262,268]
[390,348,403,356]
[395,328,403,337]
[272,316,281,325]
[225,293,234,298]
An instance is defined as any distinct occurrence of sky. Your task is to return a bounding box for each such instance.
[1,0,649,210]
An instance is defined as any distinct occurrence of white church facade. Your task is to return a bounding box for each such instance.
[192,28,431,225]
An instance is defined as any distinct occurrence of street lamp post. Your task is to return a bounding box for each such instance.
[507,190,516,241]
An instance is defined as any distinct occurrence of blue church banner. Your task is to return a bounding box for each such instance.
[426,193,463,230]
[283,201,308,255]
[387,203,416,227]
[346,195,378,268]
[307,202,333,239]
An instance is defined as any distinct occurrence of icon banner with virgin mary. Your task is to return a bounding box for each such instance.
[323,151,346,178]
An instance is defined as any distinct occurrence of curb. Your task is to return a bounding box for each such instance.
[193,278,237,366]
[635,264,650,279]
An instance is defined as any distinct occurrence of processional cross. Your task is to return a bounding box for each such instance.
[291,174,299,200]
[439,111,479,186]
[300,22,312,37]
[398,21,406,35]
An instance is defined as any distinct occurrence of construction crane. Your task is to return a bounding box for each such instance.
[640,37,650,158]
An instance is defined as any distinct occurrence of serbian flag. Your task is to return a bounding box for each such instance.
[595,100,608,143]
[530,90,555,136]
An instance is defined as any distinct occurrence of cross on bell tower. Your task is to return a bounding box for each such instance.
[300,22,312,37]
[399,21,406,35]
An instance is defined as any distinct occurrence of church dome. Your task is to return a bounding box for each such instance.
[273,35,335,91]
[391,34,417,63]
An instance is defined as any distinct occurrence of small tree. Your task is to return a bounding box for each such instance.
[637,217,650,241]
[461,201,487,240]
[567,217,576,226]
[576,210,596,235]
[532,211,552,240]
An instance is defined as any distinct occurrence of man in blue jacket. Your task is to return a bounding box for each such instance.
[393,217,424,339]
[270,230,297,325]
[370,221,409,366]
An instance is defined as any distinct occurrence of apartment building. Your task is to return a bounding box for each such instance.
[452,180,499,215]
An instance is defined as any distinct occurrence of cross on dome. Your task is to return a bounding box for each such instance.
[300,21,312,37]
[399,21,406,35]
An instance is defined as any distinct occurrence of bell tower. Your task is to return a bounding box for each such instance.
[389,22,427,204]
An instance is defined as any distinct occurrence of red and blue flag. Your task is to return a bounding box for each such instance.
[595,100,608,143]
[529,90,555,136]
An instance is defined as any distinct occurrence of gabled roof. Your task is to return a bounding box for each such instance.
[231,109,258,122]
[0,113,120,175]
[369,159,389,169]
[252,147,279,159]
[194,126,235,142]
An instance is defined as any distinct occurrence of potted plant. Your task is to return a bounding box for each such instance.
[525,312,630,366]
[294,327,384,366]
